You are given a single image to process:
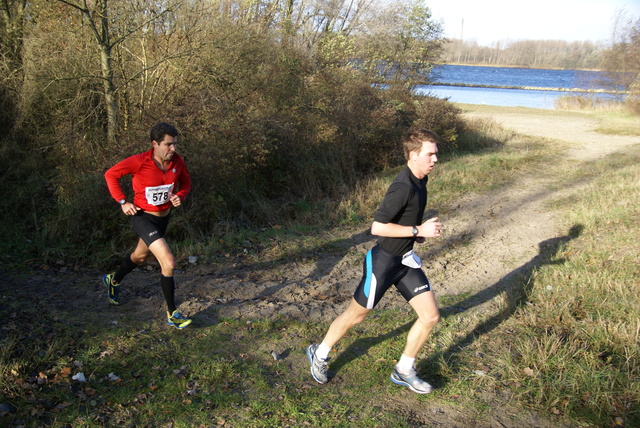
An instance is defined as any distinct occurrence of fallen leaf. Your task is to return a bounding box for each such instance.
[50,402,73,413]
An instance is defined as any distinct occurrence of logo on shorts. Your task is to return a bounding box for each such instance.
[414,284,429,293]
[172,168,176,173]
[149,231,158,237]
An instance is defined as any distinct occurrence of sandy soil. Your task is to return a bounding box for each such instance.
[4,108,639,427]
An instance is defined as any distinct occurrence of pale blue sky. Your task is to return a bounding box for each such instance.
[427,0,640,46]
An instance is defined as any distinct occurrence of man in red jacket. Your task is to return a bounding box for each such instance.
[103,122,192,329]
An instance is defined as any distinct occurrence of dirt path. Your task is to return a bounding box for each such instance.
[5,108,639,427]
[478,109,640,159]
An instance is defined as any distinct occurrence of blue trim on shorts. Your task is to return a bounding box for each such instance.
[363,249,373,298]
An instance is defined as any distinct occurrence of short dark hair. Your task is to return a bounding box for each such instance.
[402,128,439,160]
[150,122,179,143]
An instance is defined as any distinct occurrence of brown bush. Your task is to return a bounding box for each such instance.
[2,4,468,261]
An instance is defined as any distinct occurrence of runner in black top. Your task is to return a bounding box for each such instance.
[307,128,442,394]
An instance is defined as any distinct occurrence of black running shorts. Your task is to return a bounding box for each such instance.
[130,211,170,246]
[353,245,432,309]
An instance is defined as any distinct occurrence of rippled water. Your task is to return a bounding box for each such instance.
[415,65,626,109]
[428,65,617,90]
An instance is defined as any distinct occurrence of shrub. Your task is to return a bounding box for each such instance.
[4,19,469,263]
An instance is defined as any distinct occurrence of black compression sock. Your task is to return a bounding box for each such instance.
[113,255,138,283]
[160,275,176,314]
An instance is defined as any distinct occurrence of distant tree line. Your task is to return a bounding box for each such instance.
[441,39,604,70]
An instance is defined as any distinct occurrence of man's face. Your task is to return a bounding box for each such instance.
[153,135,177,162]
[412,140,438,178]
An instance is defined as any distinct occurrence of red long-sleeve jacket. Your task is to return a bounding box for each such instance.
[104,149,191,212]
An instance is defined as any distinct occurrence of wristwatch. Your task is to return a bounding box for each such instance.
[119,199,126,205]
[412,226,419,237]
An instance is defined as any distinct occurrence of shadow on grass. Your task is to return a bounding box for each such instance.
[422,223,584,387]
[329,321,414,378]
[327,224,584,385]
[193,228,373,315]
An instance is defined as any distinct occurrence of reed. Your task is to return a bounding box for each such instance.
[554,94,626,112]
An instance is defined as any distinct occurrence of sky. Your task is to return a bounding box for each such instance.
[426,0,640,46]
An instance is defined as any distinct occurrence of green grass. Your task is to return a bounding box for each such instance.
[2,109,639,427]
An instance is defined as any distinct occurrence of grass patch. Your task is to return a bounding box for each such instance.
[0,287,514,427]
[0,294,407,427]
[553,95,627,113]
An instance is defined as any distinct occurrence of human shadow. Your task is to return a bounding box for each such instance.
[327,319,414,378]
[442,223,584,316]
[422,223,584,386]
[194,228,373,304]
[327,224,584,382]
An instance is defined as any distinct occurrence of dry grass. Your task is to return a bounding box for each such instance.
[484,145,640,425]
[554,94,627,112]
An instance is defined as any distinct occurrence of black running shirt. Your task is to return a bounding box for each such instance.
[372,166,427,257]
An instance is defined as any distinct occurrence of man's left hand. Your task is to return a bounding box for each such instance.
[170,194,182,207]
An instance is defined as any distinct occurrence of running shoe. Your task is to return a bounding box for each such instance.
[306,344,329,384]
[102,273,120,305]
[167,310,192,329]
[390,367,433,394]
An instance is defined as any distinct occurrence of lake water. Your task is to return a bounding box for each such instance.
[414,65,626,109]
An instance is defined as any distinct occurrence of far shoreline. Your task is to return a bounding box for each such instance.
[421,81,627,94]
[436,62,605,72]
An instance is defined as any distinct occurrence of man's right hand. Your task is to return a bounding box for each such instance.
[418,217,442,238]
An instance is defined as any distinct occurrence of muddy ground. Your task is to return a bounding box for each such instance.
[4,107,639,427]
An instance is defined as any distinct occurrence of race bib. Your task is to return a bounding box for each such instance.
[401,250,422,269]
[145,183,174,206]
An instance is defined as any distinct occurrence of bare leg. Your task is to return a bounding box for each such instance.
[387,290,440,393]
[307,297,371,383]
[112,239,148,283]
[321,298,371,349]
[143,238,176,313]
[130,238,151,265]
[148,238,176,277]
[402,290,440,358]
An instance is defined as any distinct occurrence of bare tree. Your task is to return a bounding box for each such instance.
[353,0,444,84]
[0,0,28,68]
[56,0,176,144]
[600,10,640,107]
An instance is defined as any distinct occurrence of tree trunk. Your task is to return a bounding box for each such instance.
[58,0,118,144]
[100,44,118,146]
